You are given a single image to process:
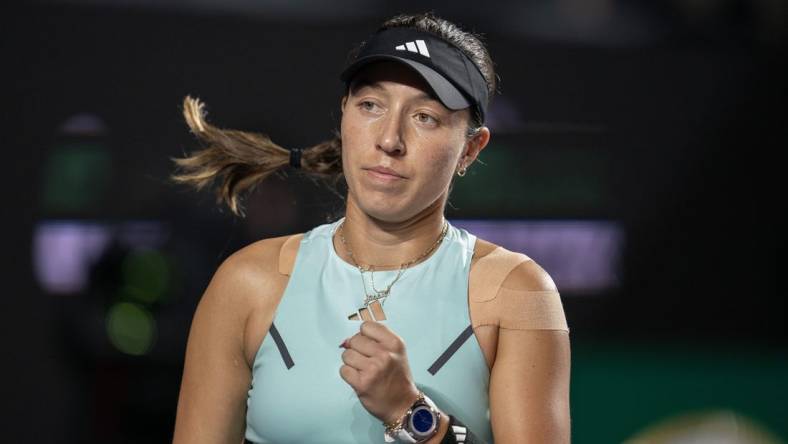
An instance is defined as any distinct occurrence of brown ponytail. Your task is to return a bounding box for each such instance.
[170,96,343,217]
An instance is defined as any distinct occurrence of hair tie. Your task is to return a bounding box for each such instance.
[289,148,302,169]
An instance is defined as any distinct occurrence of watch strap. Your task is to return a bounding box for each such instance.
[394,428,420,443]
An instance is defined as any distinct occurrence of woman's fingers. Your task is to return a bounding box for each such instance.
[347,332,378,357]
[359,320,404,352]
[341,349,375,395]
[339,363,360,387]
[341,348,372,371]
[338,321,418,422]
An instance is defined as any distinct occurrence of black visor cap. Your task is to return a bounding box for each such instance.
[341,28,488,123]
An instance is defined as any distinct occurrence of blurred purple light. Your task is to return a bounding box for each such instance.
[33,221,112,294]
[117,221,171,249]
[32,220,170,294]
[58,112,107,136]
[451,219,623,293]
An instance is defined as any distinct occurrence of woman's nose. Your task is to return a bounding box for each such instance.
[376,112,406,155]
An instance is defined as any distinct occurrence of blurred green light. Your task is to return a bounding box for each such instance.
[121,249,170,304]
[450,142,610,217]
[106,302,156,356]
[40,143,112,213]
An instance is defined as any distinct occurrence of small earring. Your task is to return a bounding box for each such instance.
[457,166,467,177]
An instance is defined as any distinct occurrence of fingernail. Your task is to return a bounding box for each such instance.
[339,338,350,348]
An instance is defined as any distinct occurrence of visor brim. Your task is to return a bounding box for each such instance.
[341,55,472,111]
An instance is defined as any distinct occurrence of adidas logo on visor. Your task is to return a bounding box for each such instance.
[395,40,430,58]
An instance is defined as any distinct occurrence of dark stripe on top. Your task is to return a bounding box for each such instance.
[269,322,295,370]
[428,324,474,375]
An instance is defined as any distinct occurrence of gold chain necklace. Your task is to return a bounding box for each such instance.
[338,219,449,310]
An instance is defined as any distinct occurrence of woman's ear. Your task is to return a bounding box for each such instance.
[340,95,348,112]
[461,126,491,168]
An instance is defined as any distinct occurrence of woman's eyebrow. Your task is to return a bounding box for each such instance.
[350,77,384,94]
[350,78,443,107]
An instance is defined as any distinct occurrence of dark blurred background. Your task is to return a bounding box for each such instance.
[5,0,787,442]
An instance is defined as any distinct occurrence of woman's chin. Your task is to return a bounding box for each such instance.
[347,186,447,224]
[359,203,409,223]
[355,197,445,225]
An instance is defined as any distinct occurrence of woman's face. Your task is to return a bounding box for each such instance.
[340,61,488,223]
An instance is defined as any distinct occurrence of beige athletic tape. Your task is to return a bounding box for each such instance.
[469,246,569,332]
[469,247,530,303]
[278,234,303,276]
[471,289,568,331]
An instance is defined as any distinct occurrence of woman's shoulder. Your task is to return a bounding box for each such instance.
[203,233,303,311]
[471,237,557,292]
[227,233,303,275]
[469,237,567,332]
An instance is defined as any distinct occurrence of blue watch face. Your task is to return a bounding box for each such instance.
[411,407,435,434]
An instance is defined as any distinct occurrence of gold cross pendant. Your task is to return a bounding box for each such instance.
[348,300,386,321]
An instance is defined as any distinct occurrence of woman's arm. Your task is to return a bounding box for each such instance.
[488,260,572,444]
[172,240,286,444]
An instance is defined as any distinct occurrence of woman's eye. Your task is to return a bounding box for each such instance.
[415,112,438,125]
[359,101,380,112]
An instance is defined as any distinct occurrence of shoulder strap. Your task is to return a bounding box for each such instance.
[277,234,304,276]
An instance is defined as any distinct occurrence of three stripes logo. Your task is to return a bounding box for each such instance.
[395,40,430,58]
[452,425,467,443]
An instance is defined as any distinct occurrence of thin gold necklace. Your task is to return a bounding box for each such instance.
[338,219,449,309]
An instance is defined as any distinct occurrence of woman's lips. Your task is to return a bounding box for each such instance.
[365,166,406,181]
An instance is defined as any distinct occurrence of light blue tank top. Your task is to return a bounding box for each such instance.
[245,219,493,443]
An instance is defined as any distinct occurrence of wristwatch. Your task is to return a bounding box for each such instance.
[385,392,441,443]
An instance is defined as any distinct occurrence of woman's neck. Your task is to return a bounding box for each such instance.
[335,195,447,270]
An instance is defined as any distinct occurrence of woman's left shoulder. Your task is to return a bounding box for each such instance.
[472,238,557,292]
[501,255,557,292]
[472,239,568,332]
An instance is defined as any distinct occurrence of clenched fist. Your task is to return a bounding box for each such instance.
[339,320,420,424]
